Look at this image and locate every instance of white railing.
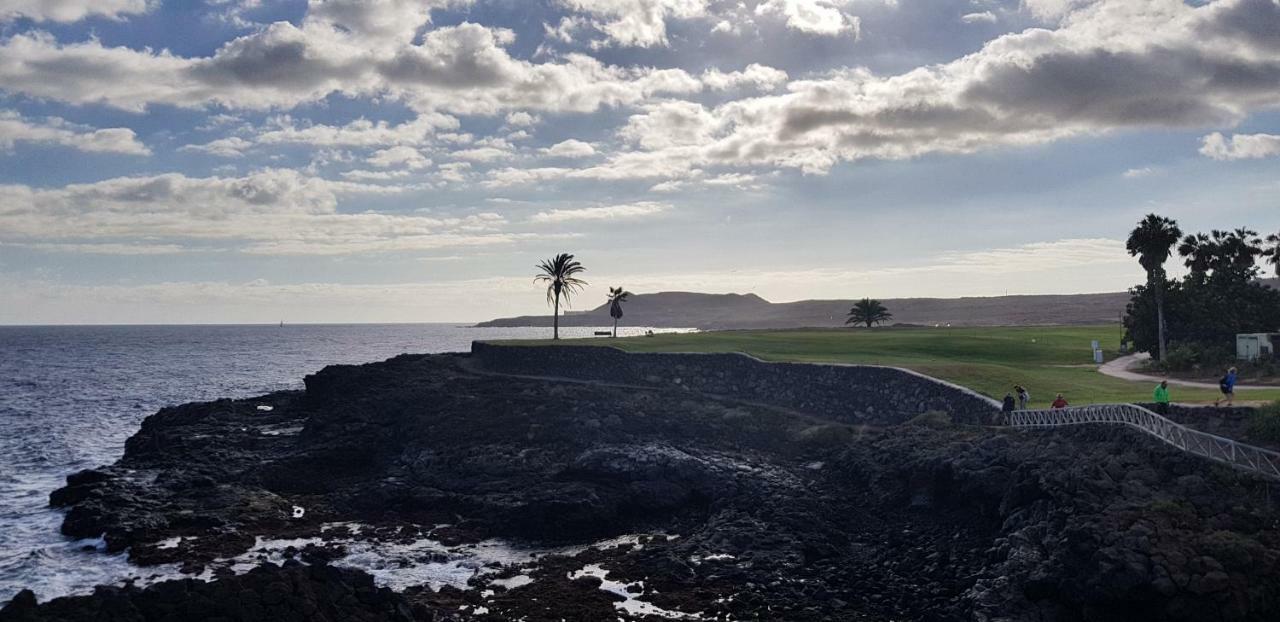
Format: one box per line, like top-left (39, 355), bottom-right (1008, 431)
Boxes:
top-left (1007, 404), bottom-right (1280, 481)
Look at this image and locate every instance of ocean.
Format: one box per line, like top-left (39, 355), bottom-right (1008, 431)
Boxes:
top-left (0, 323), bottom-right (688, 602)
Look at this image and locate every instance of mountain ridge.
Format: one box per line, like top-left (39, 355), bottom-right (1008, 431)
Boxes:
top-left (477, 279), bottom-right (1280, 330)
top-left (475, 289), bottom-right (1132, 330)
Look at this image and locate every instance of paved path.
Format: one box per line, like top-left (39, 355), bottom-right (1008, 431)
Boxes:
top-left (1099, 353), bottom-right (1272, 390)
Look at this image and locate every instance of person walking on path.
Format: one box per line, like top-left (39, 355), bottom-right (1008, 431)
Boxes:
top-left (1153, 380), bottom-right (1171, 415)
top-left (1215, 367), bottom-right (1238, 407)
top-left (1051, 393), bottom-right (1069, 409)
top-left (1015, 385), bottom-right (1030, 410)
top-left (1001, 393), bottom-right (1016, 424)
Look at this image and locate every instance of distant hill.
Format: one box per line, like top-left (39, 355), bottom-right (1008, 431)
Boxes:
top-left (476, 290), bottom-right (1133, 330)
top-left (477, 278), bottom-right (1280, 331)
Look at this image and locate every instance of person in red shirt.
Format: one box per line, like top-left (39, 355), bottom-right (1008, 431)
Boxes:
top-left (1051, 393), bottom-right (1069, 409)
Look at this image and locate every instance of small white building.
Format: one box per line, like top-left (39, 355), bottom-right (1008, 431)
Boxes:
top-left (1236, 333), bottom-right (1280, 361)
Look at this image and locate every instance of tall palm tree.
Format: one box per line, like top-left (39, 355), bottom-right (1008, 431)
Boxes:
top-left (846, 298), bottom-right (892, 328)
top-left (534, 253), bottom-right (587, 340)
top-left (607, 287), bottom-right (632, 338)
top-left (1264, 231), bottom-right (1280, 279)
top-left (1128, 214), bottom-right (1182, 361)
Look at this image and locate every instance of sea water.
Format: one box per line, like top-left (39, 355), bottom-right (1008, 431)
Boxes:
top-left (0, 323), bottom-right (689, 601)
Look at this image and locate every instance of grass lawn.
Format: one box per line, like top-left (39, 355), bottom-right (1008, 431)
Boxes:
top-left (498, 325), bottom-right (1280, 408)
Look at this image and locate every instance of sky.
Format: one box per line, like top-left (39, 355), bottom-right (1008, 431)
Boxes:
top-left (0, 0), bottom-right (1278, 324)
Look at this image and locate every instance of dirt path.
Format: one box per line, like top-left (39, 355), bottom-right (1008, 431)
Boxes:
top-left (1099, 353), bottom-right (1271, 390)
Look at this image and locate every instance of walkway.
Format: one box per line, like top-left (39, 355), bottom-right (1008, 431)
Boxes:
top-left (468, 347), bottom-right (1280, 481)
top-left (1008, 403), bottom-right (1280, 481)
top-left (1099, 353), bottom-right (1272, 390)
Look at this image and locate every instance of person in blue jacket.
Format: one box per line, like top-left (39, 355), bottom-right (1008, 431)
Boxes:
top-left (1215, 367), bottom-right (1238, 407)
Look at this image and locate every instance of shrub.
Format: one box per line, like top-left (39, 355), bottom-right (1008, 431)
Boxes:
top-left (1150, 343), bottom-right (1237, 372)
top-left (1245, 401), bottom-right (1280, 444)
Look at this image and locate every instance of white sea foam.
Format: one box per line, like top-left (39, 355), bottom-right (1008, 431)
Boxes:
top-left (570, 563), bottom-right (702, 620)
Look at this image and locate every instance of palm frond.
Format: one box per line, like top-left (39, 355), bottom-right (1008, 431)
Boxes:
top-left (534, 253), bottom-right (589, 308)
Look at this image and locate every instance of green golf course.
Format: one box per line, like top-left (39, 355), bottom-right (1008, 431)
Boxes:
top-left (504, 325), bottom-right (1280, 408)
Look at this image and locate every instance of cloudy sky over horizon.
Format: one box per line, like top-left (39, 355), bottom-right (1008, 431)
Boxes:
top-left (1, 0), bottom-right (1278, 324)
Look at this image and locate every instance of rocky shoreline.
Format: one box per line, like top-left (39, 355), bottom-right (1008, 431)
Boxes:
top-left (3, 348), bottom-right (1280, 621)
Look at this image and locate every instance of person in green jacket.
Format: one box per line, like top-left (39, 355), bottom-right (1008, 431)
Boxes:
top-left (1153, 380), bottom-right (1171, 415)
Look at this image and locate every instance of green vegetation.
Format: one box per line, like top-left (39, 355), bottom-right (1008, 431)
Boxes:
top-left (845, 298), bottom-right (893, 328)
top-left (607, 287), bottom-right (631, 338)
top-left (1124, 218), bottom-right (1280, 364)
top-left (499, 325), bottom-right (1280, 407)
top-left (1125, 213), bottom-right (1182, 361)
top-left (534, 253), bottom-right (587, 340)
top-left (1246, 401), bottom-right (1280, 444)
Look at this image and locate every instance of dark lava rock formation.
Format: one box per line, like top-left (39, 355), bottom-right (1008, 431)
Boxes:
top-left (5, 349), bottom-right (1280, 621)
top-left (0, 564), bottom-right (415, 622)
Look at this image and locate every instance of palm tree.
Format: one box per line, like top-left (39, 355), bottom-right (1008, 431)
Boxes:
top-left (846, 298), bottom-right (892, 328)
top-left (1177, 231), bottom-right (1214, 281)
top-left (1180, 228), bottom-right (1262, 283)
top-left (534, 253), bottom-right (587, 340)
top-left (607, 287), bottom-right (632, 338)
top-left (1264, 231), bottom-right (1280, 279)
top-left (1127, 214), bottom-right (1181, 361)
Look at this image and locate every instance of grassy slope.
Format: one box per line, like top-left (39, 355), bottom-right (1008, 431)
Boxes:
top-left (497, 325), bottom-right (1280, 408)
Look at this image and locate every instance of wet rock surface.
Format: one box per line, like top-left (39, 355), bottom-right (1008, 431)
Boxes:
top-left (0, 564), bottom-right (415, 622)
top-left (5, 352), bottom-right (1280, 621)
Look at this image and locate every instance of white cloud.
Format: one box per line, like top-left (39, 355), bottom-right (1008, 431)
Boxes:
top-left (305, 0), bottom-right (473, 47)
top-left (7, 241), bottom-right (186, 255)
top-left (1199, 132), bottom-right (1280, 161)
top-left (701, 64), bottom-right (788, 91)
top-left (0, 0), bottom-right (150, 23)
top-left (505, 111), bottom-right (539, 127)
top-left (542, 139), bottom-right (597, 158)
top-left (367, 145), bottom-right (432, 169)
top-left (0, 110), bottom-right (149, 155)
top-left (340, 169), bottom-right (412, 181)
top-left (254, 114), bottom-right (460, 148)
top-left (961, 11), bottom-right (997, 24)
top-left (0, 169), bottom-right (535, 255)
top-left (1122, 166), bottom-right (1157, 178)
top-left (437, 161), bottom-right (473, 183)
top-left (530, 201), bottom-right (671, 222)
top-left (625, 0), bottom-right (1280, 175)
top-left (618, 100), bottom-right (720, 150)
top-left (557, 0), bottom-right (709, 47)
top-left (179, 136), bottom-right (253, 157)
top-left (755, 0), bottom-right (859, 37)
top-left (1021, 0), bottom-right (1096, 22)
top-left (0, 18), bottom-right (704, 116)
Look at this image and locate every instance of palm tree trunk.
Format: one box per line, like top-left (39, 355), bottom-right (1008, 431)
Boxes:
top-left (1156, 285), bottom-right (1167, 361)
top-left (553, 295), bottom-right (560, 340)
top-left (1148, 269), bottom-right (1167, 361)
top-left (613, 317), bottom-right (618, 338)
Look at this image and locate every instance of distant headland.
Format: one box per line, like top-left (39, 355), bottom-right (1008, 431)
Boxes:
top-left (476, 289), bottom-right (1133, 330)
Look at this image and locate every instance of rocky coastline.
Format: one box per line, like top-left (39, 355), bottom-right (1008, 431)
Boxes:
top-left (4, 346), bottom-right (1280, 621)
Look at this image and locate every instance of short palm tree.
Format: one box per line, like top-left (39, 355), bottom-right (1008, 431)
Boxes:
top-left (1261, 231), bottom-right (1279, 279)
top-left (1177, 231), bottom-right (1214, 279)
top-left (534, 253), bottom-right (587, 340)
top-left (1128, 214), bottom-right (1182, 361)
top-left (846, 298), bottom-right (892, 328)
top-left (607, 287), bottom-right (632, 338)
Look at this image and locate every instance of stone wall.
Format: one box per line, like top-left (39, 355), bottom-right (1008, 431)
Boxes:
top-left (470, 342), bottom-right (1000, 426)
